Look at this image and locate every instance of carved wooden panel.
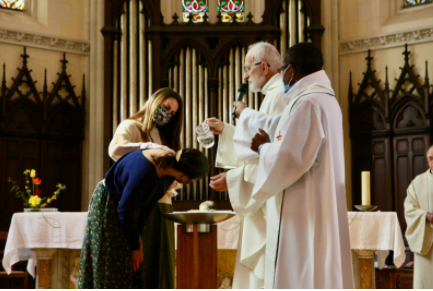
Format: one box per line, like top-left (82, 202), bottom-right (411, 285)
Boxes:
top-left (0, 138), bottom-right (40, 229)
top-left (372, 138), bottom-right (393, 211)
top-left (349, 44), bottom-right (432, 240)
top-left (393, 135), bottom-right (428, 232)
top-left (0, 48), bottom-right (85, 231)
top-left (40, 140), bottom-right (82, 212)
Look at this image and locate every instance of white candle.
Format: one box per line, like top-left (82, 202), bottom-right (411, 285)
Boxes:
top-left (361, 171), bottom-right (371, 206)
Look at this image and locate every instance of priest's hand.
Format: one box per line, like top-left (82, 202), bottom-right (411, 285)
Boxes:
top-left (205, 118), bottom-right (224, 135)
top-left (233, 101), bottom-right (247, 118)
top-left (251, 128), bottom-right (270, 152)
top-left (209, 172), bottom-right (228, 192)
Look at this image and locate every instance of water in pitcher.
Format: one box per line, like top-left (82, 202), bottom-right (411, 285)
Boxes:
top-left (196, 123), bottom-right (215, 149)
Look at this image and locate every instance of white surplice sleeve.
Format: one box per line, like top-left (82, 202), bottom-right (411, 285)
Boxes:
top-left (404, 181), bottom-right (433, 255)
top-left (233, 108), bottom-right (282, 162)
top-left (253, 100), bottom-right (325, 202)
top-left (216, 123), bottom-right (244, 168)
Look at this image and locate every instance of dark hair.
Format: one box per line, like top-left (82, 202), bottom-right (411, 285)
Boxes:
top-left (283, 42), bottom-right (324, 76)
top-left (154, 148), bottom-right (209, 180)
top-left (128, 88), bottom-right (184, 152)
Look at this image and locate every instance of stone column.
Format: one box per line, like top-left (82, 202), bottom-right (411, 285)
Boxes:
top-left (353, 249), bottom-right (376, 289)
top-left (31, 248), bottom-right (57, 289)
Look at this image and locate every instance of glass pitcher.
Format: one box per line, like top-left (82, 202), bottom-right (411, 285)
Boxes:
top-left (196, 123), bottom-right (215, 149)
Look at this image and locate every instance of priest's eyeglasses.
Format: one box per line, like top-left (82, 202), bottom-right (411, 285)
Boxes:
top-left (244, 62), bottom-right (270, 73)
top-left (277, 64), bottom-right (290, 74)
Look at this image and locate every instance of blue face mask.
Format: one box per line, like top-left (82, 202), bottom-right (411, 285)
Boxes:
top-left (282, 64), bottom-right (296, 93)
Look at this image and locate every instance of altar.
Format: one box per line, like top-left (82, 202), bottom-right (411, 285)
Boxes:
top-left (349, 211), bottom-right (407, 288)
top-left (2, 212), bottom-right (240, 289)
top-left (3, 211), bottom-right (407, 289)
top-left (2, 212), bottom-right (88, 288)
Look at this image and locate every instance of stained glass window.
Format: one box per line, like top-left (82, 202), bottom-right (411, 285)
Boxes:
top-left (182, 0), bottom-right (208, 23)
top-left (403, 0), bottom-right (433, 7)
top-left (218, 0), bottom-right (244, 23)
top-left (0, 0), bottom-right (25, 10)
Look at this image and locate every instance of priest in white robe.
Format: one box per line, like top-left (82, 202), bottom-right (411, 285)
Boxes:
top-left (232, 42), bottom-right (354, 288)
top-left (206, 42), bottom-right (285, 289)
top-left (404, 145), bottom-right (433, 289)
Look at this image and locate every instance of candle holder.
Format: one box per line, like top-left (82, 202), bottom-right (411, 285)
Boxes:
top-left (354, 205), bottom-right (378, 212)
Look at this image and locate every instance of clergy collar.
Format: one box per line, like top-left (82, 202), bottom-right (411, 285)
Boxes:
top-left (283, 70), bottom-right (334, 102)
top-left (261, 73), bottom-right (282, 95)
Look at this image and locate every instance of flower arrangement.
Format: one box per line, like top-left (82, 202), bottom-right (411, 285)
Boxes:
top-left (8, 169), bottom-right (66, 208)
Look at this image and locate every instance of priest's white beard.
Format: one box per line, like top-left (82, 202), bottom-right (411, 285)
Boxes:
top-left (248, 72), bottom-right (265, 93)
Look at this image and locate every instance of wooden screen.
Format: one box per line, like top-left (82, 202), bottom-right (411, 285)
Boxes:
top-left (0, 48), bottom-right (86, 231)
top-left (349, 45), bottom-right (432, 234)
top-left (102, 0), bottom-right (324, 208)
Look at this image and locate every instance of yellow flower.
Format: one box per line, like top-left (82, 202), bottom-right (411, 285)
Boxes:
top-left (30, 169), bottom-right (36, 178)
top-left (28, 195), bottom-right (41, 207)
top-left (40, 203), bottom-right (47, 208)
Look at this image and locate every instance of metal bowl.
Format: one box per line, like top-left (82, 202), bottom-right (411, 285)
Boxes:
top-left (354, 205), bottom-right (378, 212)
top-left (162, 211), bottom-right (236, 225)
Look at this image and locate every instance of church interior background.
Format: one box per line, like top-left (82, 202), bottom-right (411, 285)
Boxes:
top-left (0, 0), bottom-right (432, 288)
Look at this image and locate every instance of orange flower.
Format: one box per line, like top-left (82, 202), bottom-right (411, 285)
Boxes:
top-left (32, 178), bottom-right (42, 185)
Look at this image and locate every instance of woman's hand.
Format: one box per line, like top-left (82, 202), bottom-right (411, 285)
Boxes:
top-left (144, 143), bottom-right (176, 155)
top-left (131, 250), bottom-right (142, 273)
top-left (168, 180), bottom-right (179, 192)
top-left (131, 237), bottom-right (143, 273)
top-left (205, 118), bottom-right (224, 135)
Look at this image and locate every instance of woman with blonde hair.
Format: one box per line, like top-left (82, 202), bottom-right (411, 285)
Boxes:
top-left (108, 87), bottom-right (183, 288)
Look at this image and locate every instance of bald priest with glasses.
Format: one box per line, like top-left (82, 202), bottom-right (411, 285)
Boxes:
top-left (205, 41), bottom-right (285, 289)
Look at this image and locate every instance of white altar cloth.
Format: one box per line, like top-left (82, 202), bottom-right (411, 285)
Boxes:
top-left (348, 211), bottom-right (406, 268)
top-left (2, 212), bottom-right (88, 277)
top-left (2, 211), bottom-right (240, 278)
top-left (4, 211), bottom-right (402, 279)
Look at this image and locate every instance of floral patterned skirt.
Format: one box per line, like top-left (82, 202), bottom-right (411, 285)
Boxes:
top-left (77, 181), bottom-right (139, 288)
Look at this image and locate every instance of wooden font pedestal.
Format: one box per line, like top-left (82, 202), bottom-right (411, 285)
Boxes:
top-left (176, 224), bottom-right (217, 289)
